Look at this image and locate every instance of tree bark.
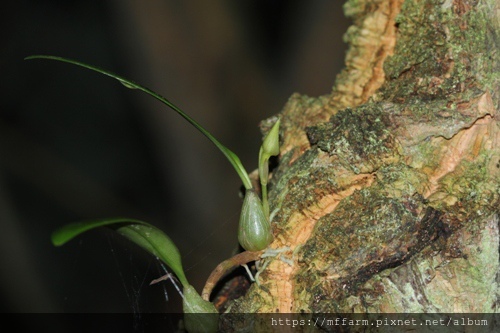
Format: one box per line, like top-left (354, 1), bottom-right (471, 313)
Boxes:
top-left (221, 0), bottom-right (499, 329)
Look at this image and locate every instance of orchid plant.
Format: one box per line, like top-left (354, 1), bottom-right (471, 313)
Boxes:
top-left (26, 55), bottom-right (280, 333)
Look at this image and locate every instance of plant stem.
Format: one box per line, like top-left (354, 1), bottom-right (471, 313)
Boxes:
top-left (261, 181), bottom-right (269, 217)
top-left (202, 250), bottom-right (263, 301)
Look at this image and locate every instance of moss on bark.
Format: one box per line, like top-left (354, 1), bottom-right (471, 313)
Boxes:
top-left (219, 0), bottom-right (499, 330)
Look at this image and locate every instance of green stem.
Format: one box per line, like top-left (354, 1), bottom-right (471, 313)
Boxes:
top-left (258, 147), bottom-right (270, 217)
top-left (261, 182), bottom-right (269, 217)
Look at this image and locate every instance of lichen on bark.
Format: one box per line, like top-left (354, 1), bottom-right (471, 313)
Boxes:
top-left (220, 0), bottom-right (499, 329)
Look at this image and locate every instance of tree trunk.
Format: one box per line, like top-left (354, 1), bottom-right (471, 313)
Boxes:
top-left (221, 0), bottom-right (499, 330)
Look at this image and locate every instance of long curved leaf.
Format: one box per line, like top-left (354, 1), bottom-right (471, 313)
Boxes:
top-left (24, 55), bottom-right (253, 190)
top-left (51, 218), bottom-right (189, 287)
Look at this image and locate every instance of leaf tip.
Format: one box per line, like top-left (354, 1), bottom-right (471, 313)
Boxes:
top-left (24, 55), bottom-right (44, 61)
top-left (50, 230), bottom-right (67, 247)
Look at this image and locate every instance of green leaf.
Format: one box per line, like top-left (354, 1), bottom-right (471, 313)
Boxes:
top-left (51, 218), bottom-right (189, 288)
top-left (183, 284), bottom-right (219, 333)
top-left (24, 55), bottom-right (253, 190)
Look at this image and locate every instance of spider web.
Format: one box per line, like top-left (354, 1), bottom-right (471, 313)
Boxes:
top-left (56, 206), bottom-right (239, 332)
top-left (104, 233), bottom-right (182, 314)
top-left (61, 208), bottom-right (239, 332)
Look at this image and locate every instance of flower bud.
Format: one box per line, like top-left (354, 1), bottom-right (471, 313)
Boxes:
top-left (261, 118), bottom-right (281, 159)
top-left (238, 189), bottom-right (273, 251)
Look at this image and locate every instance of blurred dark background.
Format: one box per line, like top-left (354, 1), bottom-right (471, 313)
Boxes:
top-left (0, 0), bottom-right (349, 314)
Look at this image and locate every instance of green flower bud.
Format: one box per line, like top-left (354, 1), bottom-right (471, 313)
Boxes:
top-left (261, 118), bottom-right (281, 159)
top-left (238, 189), bottom-right (273, 252)
top-left (258, 118), bottom-right (280, 217)
top-left (182, 284), bottom-right (219, 333)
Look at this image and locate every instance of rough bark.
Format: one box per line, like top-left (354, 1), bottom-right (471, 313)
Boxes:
top-left (221, 0), bottom-right (499, 330)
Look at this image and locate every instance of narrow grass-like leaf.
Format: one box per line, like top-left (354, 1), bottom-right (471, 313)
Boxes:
top-left (25, 55), bottom-right (253, 190)
top-left (51, 218), bottom-right (189, 287)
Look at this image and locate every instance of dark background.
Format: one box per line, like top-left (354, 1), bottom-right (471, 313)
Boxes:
top-left (0, 0), bottom-right (349, 314)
